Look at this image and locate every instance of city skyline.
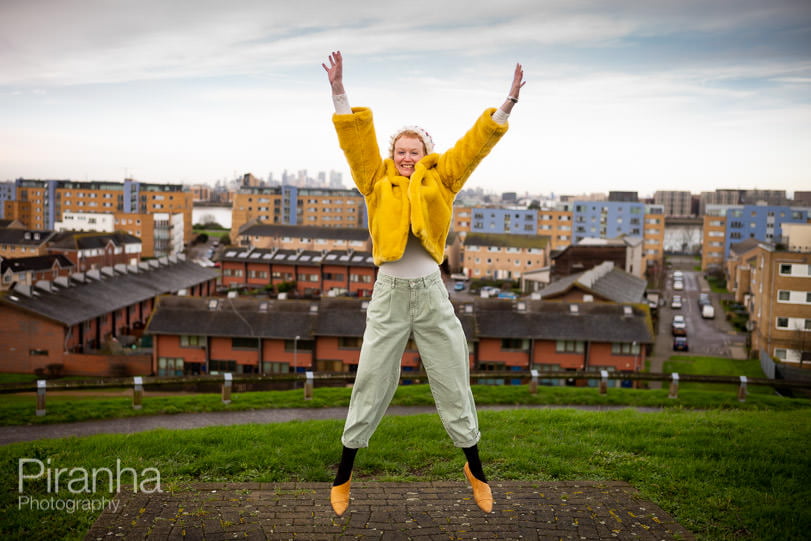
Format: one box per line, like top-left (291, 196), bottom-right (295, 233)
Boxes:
top-left (1, 0), bottom-right (809, 196)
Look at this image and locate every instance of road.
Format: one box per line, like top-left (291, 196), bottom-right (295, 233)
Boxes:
top-left (657, 257), bottom-right (747, 358)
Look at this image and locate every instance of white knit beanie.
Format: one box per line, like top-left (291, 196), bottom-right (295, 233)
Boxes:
top-left (388, 125), bottom-right (435, 158)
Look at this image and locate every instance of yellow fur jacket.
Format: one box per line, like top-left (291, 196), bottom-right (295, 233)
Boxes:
top-left (332, 106), bottom-right (508, 265)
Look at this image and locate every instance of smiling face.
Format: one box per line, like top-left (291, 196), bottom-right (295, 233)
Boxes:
top-left (392, 134), bottom-right (426, 178)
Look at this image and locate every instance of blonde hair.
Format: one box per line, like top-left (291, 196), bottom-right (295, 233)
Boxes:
top-left (388, 126), bottom-right (434, 159)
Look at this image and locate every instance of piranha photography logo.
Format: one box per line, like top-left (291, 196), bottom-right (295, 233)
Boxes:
top-left (18, 457), bottom-right (162, 514)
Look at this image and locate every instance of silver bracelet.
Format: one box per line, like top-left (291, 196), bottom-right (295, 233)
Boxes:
top-left (507, 96), bottom-right (518, 103)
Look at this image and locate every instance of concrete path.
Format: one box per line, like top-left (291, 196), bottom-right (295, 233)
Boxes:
top-left (0, 404), bottom-right (664, 445)
top-left (85, 480), bottom-right (695, 540)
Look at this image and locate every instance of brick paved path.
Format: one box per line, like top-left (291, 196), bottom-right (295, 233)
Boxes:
top-left (85, 480), bottom-right (694, 540)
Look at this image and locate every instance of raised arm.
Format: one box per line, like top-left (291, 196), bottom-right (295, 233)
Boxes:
top-left (322, 51), bottom-right (346, 96)
top-left (498, 63), bottom-right (525, 115)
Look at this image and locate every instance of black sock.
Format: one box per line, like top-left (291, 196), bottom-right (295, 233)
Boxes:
top-left (463, 444), bottom-right (487, 483)
top-left (333, 446), bottom-right (357, 486)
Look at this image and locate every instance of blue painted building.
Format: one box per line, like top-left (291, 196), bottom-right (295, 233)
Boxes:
top-left (572, 201), bottom-right (646, 244)
top-left (469, 208), bottom-right (538, 235)
top-left (723, 205), bottom-right (809, 259)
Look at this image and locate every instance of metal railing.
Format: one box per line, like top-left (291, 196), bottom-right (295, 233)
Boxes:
top-left (6, 370), bottom-right (811, 417)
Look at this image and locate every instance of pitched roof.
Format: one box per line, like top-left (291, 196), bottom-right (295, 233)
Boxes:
top-left (47, 231), bottom-right (142, 250)
top-left (729, 238), bottom-right (763, 257)
top-left (0, 229), bottom-right (54, 246)
top-left (219, 247), bottom-right (375, 267)
top-left (1, 254), bottom-right (75, 273)
top-left (474, 299), bottom-right (653, 344)
top-left (1, 257), bottom-right (217, 327)
top-left (146, 296), bottom-right (318, 339)
top-left (464, 233), bottom-right (549, 249)
top-left (539, 261), bottom-right (646, 303)
top-left (144, 296), bottom-right (653, 344)
top-left (239, 224), bottom-right (370, 242)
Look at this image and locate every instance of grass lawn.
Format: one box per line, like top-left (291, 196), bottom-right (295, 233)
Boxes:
top-left (2, 407), bottom-right (810, 540)
top-left (663, 355), bottom-right (771, 393)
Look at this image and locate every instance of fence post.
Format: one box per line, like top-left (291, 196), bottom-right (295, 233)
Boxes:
top-left (36, 379), bottom-right (46, 416)
top-left (599, 370), bottom-right (608, 395)
top-left (738, 375), bottom-right (747, 402)
top-left (132, 376), bottom-right (144, 410)
top-left (668, 373), bottom-right (679, 399)
top-left (529, 369), bottom-right (539, 395)
top-left (304, 371), bottom-right (314, 400)
top-left (222, 373), bottom-right (232, 404)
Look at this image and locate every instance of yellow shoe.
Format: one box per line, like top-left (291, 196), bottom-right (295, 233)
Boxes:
top-left (330, 476), bottom-right (351, 516)
top-left (464, 462), bottom-right (493, 513)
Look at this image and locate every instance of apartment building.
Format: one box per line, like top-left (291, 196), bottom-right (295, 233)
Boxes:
top-left (572, 201), bottom-right (664, 272)
top-left (1, 179), bottom-right (193, 256)
top-left (462, 233), bottom-right (549, 280)
top-left (701, 204), bottom-right (810, 270)
top-left (699, 189), bottom-right (741, 216)
top-left (146, 296), bottom-right (653, 377)
top-left (231, 186), bottom-right (366, 243)
top-left (726, 242), bottom-right (811, 365)
top-left (654, 190), bottom-right (693, 217)
top-left (537, 207), bottom-right (574, 252)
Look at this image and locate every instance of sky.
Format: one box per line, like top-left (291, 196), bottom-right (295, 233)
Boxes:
top-left (1, 0), bottom-right (809, 198)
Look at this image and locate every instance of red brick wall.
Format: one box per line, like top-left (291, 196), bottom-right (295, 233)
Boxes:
top-left (153, 335), bottom-right (207, 364)
top-left (210, 337), bottom-right (258, 365)
top-left (477, 338), bottom-right (530, 368)
top-left (0, 306), bottom-right (65, 373)
top-left (62, 353), bottom-right (151, 376)
top-left (588, 342), bottom-right (643, 371)
top-left (533, 340), bottom-right (585, 370)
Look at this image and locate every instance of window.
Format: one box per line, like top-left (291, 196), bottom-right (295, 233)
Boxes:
top-left (338, 337), bottom-right (362, 348)
top-left (780, 264), bottom-right (792, 275)
top-left (210, 360), bottom-right (236, 373)
top-left (180, 335), bottom-right (204, 347)
top-left (556, 340), bottom-right (584, 353)
top-left (776, 317), bottom-right (788, 329)
top-left (501, 338), bottom-right (528, 351)
top-left (29, 349), bottom-right (49, 356)
top-left (232, 337), bottom-right (258, 349)
top-left (158, 357), bottom-right (184, 377)
top-left (611, 343), bottom-right (640, 355)
top-left (778, 291), bottom-right (790, 301)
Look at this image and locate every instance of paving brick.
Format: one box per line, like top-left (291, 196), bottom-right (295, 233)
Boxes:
top-left (85, 480), bottom-right (694, 540)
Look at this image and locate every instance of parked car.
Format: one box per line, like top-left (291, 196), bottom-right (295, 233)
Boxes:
top-left (498, 291), bottom-right (518, 299)
top-left (673, 270), bottom-right (683, 280)
top-left (698, 293), bottom-right (711, 307)
top-left (673, 336), bottom-right (689, 351)
top-left (701, 304), bottom-right (715, 319)
top-left (671, 295), bottom-right (683, 309)
top-left (454, 281), bottom-right (465, 291)
top-left (673, 280), bottom-right (684, 291)
top-left (671, 314), bottom-right (687, 336)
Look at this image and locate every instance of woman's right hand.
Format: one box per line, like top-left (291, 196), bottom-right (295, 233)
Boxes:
top-left (322, 51), bottom-right (345, 95)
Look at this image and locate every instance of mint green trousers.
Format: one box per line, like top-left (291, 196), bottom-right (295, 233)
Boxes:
top-left (341, 271), bottom-right (480, 449)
